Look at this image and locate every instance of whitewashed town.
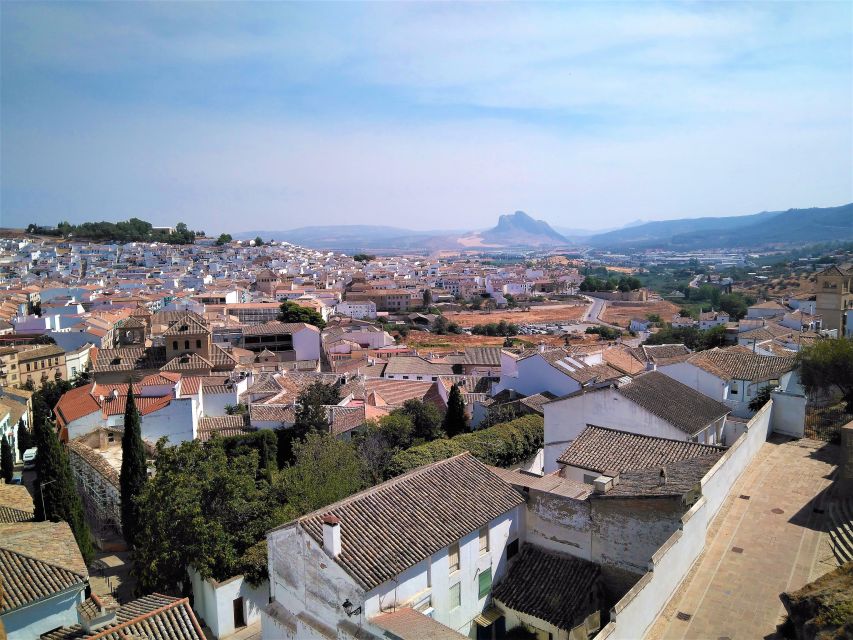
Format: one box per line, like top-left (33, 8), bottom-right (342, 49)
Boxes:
top-left (2, 3), bottom-right (852, 640)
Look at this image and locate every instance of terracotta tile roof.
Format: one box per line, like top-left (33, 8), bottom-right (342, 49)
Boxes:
top-left (603, 346), bottom-right (646, 375)
top-left (535, 348), bottom-right (622, 385)
top-left (492, 544), bottom-right (602, 631)
top-left (161, 312), bottom-right (210, 337)
top-left (488, 467), bottom-right (592, 500)
top-left (54, 385), bottom-right (103, 427)
top-left (327, 405), bottom-right (366, 436)
top-left (93, 347), bottom-right (167, 373)
top-left (16, 344), bottom-right (65, 362)
top-left (100, 395), bottom-right (172, 418)
top-left (364, 378), bottom-right (438, 407)
top-left (383, 356), bottom-right (454, 377)
top-left (160, 352), bottom-right (213, 372)
top-left (290, 453), bottom-right (523, 590)
top-left (209, 343), bottom-right (238, 368)
top-left (41, 593), bottom-right (205, 640)
top-left (0, 484), bottom-right (34, 523)
top-left (557, 425), bottom-right (726, 473)
top-left (518, 391), bottom-right (557, 415)
top-left (249, 403), bottom-right (296, 423)
top-left (371, 607), bottom-right (467, 639)
top-left (686, 347), bottom-right (797, 382)
top-left (242, 321), bottom-right (317, 336)
top-left (0, 521), bottom-right (88, 614)
top-left (617, 371), bottom-right (730, 435)
top-left (197, 415), bottom-right (252, 442)
top-left (599, 454), bottom-right (722, 498)
top-left (631, 343), bottom-right (692, 364)
top-left (459, 346), bottom-right (501, 367)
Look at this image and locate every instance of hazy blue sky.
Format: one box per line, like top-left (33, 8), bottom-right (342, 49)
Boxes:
top-left (2, 1), bottom-right (851, 233)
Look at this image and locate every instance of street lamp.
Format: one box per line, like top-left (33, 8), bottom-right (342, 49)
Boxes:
top-left (39, 478), bottom-right (56, 521)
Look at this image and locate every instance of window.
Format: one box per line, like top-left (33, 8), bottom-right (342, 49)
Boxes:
top-left (26, 363), bottom-right (30, 372)
top-left (449, 541), bottom-right (460, 573)
top-left (184, 340), bottom-right (190, 349)
top-left (196, 339), bottom-right (202, 348)
top-left (506, 539), bottom-right (519, 560)
top-left (477, 567), bottom-right (492, 599)
top-left (449, 583), bottom-right (461, 610)
top-left (730, 385), bottom-right (738, 395)
top-left (478, 527), bottom-right (489, 555)
top-left (402, 375), bottom-right (409, 380)
top-left (172, 341), bottom-right (178, 350)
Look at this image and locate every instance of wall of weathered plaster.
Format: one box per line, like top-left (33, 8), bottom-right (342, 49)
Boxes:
top-left (593, 401), bottom-right (774, 640)
top-left (526, 490), bottom-right (592, 560)
top-left (590, 497), bottom-right (684, 575)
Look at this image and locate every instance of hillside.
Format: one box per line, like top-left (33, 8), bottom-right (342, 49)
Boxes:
top-left (587, 203), bottom-right (853, 248)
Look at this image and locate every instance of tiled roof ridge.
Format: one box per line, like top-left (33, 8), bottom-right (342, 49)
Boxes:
top-left (85, 594), bottom-right (202, 640)
top-left (584, 424), bottom-right (726, 451)
top-left (296, 452), bottom-right (475, 524)
top-left (0, 533), bottom-right (88, 580)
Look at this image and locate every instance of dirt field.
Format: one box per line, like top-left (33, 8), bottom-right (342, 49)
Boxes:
top-left (600, 299), bottom-right (681, 328)
top-left (405, 330), bottom-right (602, 354)
top-left (444, 303), bottom-right (586, 328)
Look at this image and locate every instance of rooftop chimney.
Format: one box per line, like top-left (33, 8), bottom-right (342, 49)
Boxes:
top-left (322, 514), bottom-right (342, 557)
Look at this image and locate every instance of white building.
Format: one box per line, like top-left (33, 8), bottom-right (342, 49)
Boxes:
top-left (543, 371), bottom-right (730, 474)
top-left (263, 453), bottom-right (525, 639)
top-left (335, 300), bottom-right (377, 320)
top-left (658, 347), bottom-right (799, 418)
top-left (493, 347), bottom-right (619, 399)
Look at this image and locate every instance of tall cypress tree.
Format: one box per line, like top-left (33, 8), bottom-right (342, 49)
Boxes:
top-left (120, 384), bottom-right (147, 547)
top-left (33, 418), bottom-right (94, 564)
top-left (442, 384), bottom-right (469, 438)
top-left (1, 436), bottom-right (13, 483)
top-left (16, 417), bottom-right (32, 459)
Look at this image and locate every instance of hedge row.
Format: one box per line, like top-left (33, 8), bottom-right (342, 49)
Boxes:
top-left (388, 414), bottom-right (543, 477)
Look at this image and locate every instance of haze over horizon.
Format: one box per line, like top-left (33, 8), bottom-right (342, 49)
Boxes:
top-left (2, 2), bottom-right (851, 234)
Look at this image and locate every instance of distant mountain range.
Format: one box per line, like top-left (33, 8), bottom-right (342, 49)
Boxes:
top-left (585, 203), bottom-right (853, 249)
top-left (237, 203), bottom-right (853, 252)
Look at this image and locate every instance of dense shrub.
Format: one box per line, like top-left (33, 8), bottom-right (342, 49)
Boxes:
top-left (388, 414), bottom-right (543, 476)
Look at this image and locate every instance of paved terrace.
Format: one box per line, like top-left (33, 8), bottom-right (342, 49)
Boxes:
top-left (648, 436), bottom-right (838, 640)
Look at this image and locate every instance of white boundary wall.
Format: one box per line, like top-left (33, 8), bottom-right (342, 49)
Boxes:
top-left (593, 401), bottom-right (774, 640)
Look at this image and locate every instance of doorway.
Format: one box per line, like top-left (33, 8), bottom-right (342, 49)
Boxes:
top-left (233, 596), bottom-right (246, 629)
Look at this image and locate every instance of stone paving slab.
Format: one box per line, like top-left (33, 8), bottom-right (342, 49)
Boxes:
top-left (647, 437), bottom-right (838, 640)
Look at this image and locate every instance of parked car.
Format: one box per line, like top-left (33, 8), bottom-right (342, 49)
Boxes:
top-left (22, 447), bottom-right (37, 469)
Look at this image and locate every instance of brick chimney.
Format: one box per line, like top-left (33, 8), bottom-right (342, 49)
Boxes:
top-left (322, 514), bottom-right (341, 557)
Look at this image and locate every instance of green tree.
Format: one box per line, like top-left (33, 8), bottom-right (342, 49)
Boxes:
top-left (120, 386), bottom-right (148, 547)
top-left (432, 316), bottom-right (449, 335)
top-left (134, 439), bottom-right (280, 594)
top-left (719, 293), bottom-right (750, 320)
top-left (33, 419), bottom-right (94, 564)
top-left (293, 381), bottom-right (340, 438)
top-left (700, 324), bottom-right (729, 350)
top-left (799, 337), bottom-right (853, 412)
top-left (355, 415), bottom-right (414, 483)
top-left (253, 236), bottom-right (264, 247)
top-left (277, 432), bottom-right (367, 515)
top-left (278, 300), bottom-right (326, 329)
top-left (749, 385), bottom-right (774, 412)
top-left (215, 233), bottom-right (232, 246)
top-left (442, 384), bottom-right (469, 437)
top-left (16, 418), bottom-right (32, 459)
top-left (397, 399), bottom-right (444, 442)
top-left (1, 436), bottom-right (13, 483)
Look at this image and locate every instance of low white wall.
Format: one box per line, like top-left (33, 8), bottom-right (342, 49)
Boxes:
top-left (189, 567), bottom-right (268, 638)
top-left (770, 389), bottom-right (806, 438)
top-left (593, 402), bottom-right (773, 640)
